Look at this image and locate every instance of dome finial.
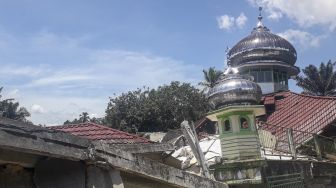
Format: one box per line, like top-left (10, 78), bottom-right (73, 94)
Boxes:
top-left (257, 7), bottom-right (263, 27)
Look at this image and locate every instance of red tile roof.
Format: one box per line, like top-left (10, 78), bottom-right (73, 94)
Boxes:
top-left (261, 91), bottom-right (336, 144)
top-left (50, 122), bottom-right (151, 144)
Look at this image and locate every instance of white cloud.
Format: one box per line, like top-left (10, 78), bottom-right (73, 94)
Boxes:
top-left (278, 29), bottom-right (324, 48)
top-left (249, 0), bottom-right (336, 31)
top-left (3, 89), bottom-right (20, 99)
top-left (236, 13), bottom-right (248, 28)
top-left (19, 49), bottom-right (201, 125)
top-left (24, 96), bottom-right (106, 126)
top-left (217, 12), bottom-right (248, 30)
top-left (0, 30), bottom-right (202, 125)
top-left (0, 65), bottom-right (44, 76)
top-left (88, 50), bottom-right (199, 88)
top-left (217, 15), bottom-right (235, 30)
top-left (31, 104), bottom-right (45, 114)
top-left (30, 74), bottom-right (92, 87)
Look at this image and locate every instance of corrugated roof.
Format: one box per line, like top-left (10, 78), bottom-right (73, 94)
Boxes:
top-left (50, 122), bottom-right (151, 144)
top-left (261, 91), bottom-right (336, 144)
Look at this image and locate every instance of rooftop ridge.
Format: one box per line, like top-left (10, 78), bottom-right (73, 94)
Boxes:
top-left (262, 90), bottom-right (336, 100)
top-left (294, 92), bottom-right (336, 100)
top-left (49, 122), bottom-right (151, 144)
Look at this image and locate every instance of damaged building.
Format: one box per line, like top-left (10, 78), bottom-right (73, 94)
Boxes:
top-left (1, 7), bottom-right (336, 188)
top-left (0, 118), bottom-right (227, 188)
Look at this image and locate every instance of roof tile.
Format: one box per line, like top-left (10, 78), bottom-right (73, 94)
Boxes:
top-left (49, 122), bottom-right (151, 144)
top-left (261, 91), bottom-right (336, 144)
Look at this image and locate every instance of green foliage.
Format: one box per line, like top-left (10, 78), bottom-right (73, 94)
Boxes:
top-left (295, 60), bottom-right (336, 96)
top-left (199, 67), bottom-right (223, 89)
top-left (0, 87), bottom-right (30, 122)
top-left (105, 81), bottom-right (209, 133)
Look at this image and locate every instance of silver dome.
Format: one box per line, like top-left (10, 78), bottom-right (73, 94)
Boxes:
top-left (227, 12), bottom-right (297, 68)
top-left (207, 70), bottom-right (262, 109)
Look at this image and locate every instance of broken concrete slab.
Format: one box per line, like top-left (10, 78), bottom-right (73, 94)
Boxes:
top-left (93, 141), bottom-right (226, 188)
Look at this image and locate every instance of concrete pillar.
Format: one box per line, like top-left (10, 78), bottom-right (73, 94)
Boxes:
top-left (87, 165), bottom-right (124, 188)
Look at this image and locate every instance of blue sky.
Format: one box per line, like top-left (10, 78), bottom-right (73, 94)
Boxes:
top-left (0, 0), bottom-right (335, 125)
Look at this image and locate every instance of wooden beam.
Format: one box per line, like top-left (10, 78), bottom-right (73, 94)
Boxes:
top-left (181, 121), bottom-right (211, 178)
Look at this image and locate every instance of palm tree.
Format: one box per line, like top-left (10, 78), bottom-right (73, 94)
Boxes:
top-left (295, 60), bottom-right (336, 96)
top-left (79, 112), bottom-right (90, 123)
top-left (199, 67), bottom-right (223, 89)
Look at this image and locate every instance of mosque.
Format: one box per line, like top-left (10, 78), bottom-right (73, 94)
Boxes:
top-left (172, 8), bottom-right (336, 188)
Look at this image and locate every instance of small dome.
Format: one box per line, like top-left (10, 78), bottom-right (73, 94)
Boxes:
top-left (207, 68), bottom-right (262, 109)
top-left (227, 12), bottom-right (297, 67)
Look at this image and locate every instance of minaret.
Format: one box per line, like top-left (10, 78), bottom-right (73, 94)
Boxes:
top-left (227, 7), bottom-right (299, 94)
top-left (206, 67), bottom-right (266, 182)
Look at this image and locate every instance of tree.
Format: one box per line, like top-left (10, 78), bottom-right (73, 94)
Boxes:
top-left (295, 60), bottom-right (336, 96)
top-left (105, 81), bottom-right (209, 133)
top-left (199, 67), bottom-right (223, 89)
top-left (0, 87), bottom-right (30, 122)
top-left (64, 112), bottom-right (104, 125)
top-left (79, 112), bottom-right (90, 123)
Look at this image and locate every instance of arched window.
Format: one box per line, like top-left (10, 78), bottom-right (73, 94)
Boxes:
top-left (222, 119), bottom-right (232, 132)
top-left (240, 116), bottom-right (250, 130)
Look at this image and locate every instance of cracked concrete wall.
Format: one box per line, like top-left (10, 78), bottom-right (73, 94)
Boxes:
top-left (0, 159), bottom-right (125, 188)
top-left (87, 165), bottom-right (124, 188)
